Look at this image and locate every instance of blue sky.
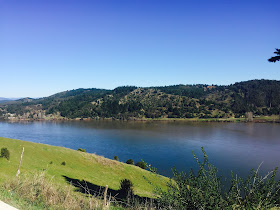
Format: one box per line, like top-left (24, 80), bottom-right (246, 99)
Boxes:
top-left (1, 0), bottom-right (279, 98)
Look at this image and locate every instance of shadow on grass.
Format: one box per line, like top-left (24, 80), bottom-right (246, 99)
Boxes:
top-left (62, 175), bottom-right (154, 206)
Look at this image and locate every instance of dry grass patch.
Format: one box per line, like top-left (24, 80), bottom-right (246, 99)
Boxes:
top-left (81, 152), bottom-right (123, 169)
top-left (2, 171), bottom-right (101, 210)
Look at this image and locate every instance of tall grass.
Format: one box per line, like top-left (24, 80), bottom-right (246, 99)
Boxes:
top-left (1, 171), bottom-right (101, 210)
top-left (0, 171), bottom-right (157, 210)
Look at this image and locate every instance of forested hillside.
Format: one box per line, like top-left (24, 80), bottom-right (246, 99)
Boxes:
top-left (1, 79), bottom-right (280, 120)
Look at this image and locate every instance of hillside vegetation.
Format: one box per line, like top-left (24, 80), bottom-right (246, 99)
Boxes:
top-left (1, 79), bottom-right (280, 121)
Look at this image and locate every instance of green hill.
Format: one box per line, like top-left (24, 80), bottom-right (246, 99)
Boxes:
top-left (1, 79), bottom-right (280, 121)
top-left (0, 137), bottom-right (167, 199)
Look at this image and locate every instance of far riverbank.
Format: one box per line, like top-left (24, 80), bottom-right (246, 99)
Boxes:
top-left (2, 115), bottom-right (280, 123)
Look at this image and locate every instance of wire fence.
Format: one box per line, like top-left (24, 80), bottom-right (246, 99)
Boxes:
top-left (72, 180), bottom-right (156, 209)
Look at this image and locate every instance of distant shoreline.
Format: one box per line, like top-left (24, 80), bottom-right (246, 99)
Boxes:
top-left (2, 115), bottom-right (280, 123)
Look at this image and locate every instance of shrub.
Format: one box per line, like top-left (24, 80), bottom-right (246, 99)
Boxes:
top-left (227, 166), bottom-right (280, 209)
top-left (126, 159), bottom-right (134, 165)
top-left (155, 148), bottom-right (225, 209)
top-left (114, 156), bottom-right (119, 161)
top-left (135, 161), bottom-right (146, 169)
top-left (61, 161), bottom-right (66, 166)
top-left (49, 161), bottom-right (53, 164)
top-left (119, 179), bottom-right (134, 198)
top-left (154, 147), bottom-right (280, 209)
top-left (77, 148), bottom-right (86, 152)
top-left (1, 148), bottom-right (10, 160)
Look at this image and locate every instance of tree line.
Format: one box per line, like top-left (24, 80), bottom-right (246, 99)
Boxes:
top-left (1, 80), bottom-right (280, 120)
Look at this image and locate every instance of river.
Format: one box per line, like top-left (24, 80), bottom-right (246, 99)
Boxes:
top-left (1, 120), bottom-right (280, 178)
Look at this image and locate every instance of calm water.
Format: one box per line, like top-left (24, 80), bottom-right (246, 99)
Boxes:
top-left (1, 120), bottom-right (280, 178)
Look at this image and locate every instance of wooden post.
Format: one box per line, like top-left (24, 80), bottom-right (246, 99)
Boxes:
top-left (103, 185), bottom-right (108, 208)
top-left (16, 147), bottom-right (24, 177)
top-left (149, 198), bottom-right (153, 210)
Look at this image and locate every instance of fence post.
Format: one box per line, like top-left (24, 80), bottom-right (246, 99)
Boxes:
top-left (16, 147), bottom-right (24, 177)
top-left (149, 198), bottom-right (153, 210)
top-left (103, 185), bottom-right (108, 208)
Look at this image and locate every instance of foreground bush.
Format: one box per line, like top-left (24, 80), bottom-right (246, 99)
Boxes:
top-left (0, 148), bottom-right (10, 160)
top-left (119, 179), bottom-right (134, 199)
top-left (154, 147), bottom-right (280, 209)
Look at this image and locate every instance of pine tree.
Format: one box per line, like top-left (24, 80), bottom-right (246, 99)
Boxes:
top-left (268, 48), bottom-right (280, 62)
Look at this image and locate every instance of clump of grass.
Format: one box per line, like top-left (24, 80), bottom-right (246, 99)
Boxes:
top-left (1, 171), bottom-right (101, 209)
top-left (61, 161), bottom-right (66, 166)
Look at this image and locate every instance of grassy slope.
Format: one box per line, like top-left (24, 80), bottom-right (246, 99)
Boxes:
top-left (0, 137), bottom-right (167, 198)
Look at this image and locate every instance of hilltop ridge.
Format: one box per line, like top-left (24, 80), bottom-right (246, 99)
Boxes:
top-left (1, 79), bottom-right (280, 121)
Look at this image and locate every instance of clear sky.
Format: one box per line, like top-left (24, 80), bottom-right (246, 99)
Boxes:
top-left (1, 0), bottom-right (279, 98)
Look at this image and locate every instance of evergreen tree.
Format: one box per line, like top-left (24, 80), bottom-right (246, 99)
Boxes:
top-left (268, 48), bottom-right (280, 62)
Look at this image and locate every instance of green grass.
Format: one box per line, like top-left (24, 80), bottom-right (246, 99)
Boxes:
top-left (254, 115), bottom-right (280, 122)
top-left (141, 117), bottom-right (245, 122)
top-left (0, 188), bottom-right (43, 210)
top-left (0, 137), bottom-right (167, 198)
top-left (139, 116), bottom-right (280, 123)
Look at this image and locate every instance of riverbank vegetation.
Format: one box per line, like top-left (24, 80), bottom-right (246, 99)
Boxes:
top-left (152, 148), bottom-right (280, 209)
top-left (1, 79), bottom-right (280, 122)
